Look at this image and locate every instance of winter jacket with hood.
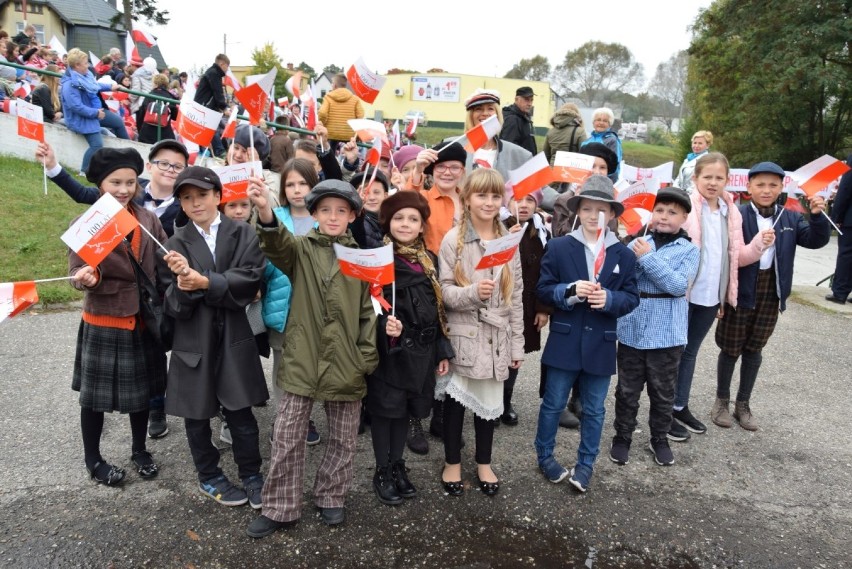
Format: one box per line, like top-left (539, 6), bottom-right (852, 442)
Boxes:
top-left (318, 87), bottom-right (365, 141)
top-left (543, 107), bottom-right (588, 164)
top-left (60, 68), bottom-right (112, 135)
top-left (500, 103), bottom-right (537, 154)
top-left (129, 58), bottom-right (156, 113)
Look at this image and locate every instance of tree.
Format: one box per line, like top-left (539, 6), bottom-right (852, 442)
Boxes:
top-left (504, 55), bottom-right (551, 81)
top-left (111, 0), bottom-right (170, 32)
top-left (687, 0), bottom-right (851, 168)
top-left (553, 41), bottom-right (644, 106)
top-left (648, 50), bottom-right (689, 129)
top-left (387, 68), bottom-right (419, 75)
top-left (296, 62), bottom-right (316, 77)
top-left (250, 43), bottom-right (291, 98)
top-left (323, 64), bottom-right (343, 75)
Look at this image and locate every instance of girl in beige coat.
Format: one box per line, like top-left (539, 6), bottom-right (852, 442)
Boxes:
top-left (437, 169), bottom-right (524, 497)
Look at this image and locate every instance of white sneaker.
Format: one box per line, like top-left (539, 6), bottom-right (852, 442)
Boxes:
top-left (220, 421), bottom-right (232, 445)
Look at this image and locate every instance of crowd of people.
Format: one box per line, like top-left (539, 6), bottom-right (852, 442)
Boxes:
top-left (8, 40), bottom-right (844, 540)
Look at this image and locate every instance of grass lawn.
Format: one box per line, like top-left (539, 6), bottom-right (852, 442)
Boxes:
top-left (0, 155), bottom-right (87, 304)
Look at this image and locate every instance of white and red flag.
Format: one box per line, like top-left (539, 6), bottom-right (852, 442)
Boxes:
top-left (213, 161), bottom-right (263, 203)
top-left (125, 34), bottom-right (141, 68)
top-left (48, 36), bottom-right (67, 58)
top-left (14, 81), bottom-right (32, 99)
top-left (458, 115), bottom-right (501, 153)
top-left (16, 99), bottom-right (44, 142)
top-left (61, 193), bottom-right (139, 267)
top-left (348, 118), bottom-right (389, 143)
top-left (333, 243), bottom-right (395, 314)
top-left (509, 152), bottom-right (552, 201)
top-left (552, 151), bottom-right (596, 186)
top-left (620, 162), bottom-right (673, 185)
top-left (88, 51), bottom-right (100, 67)
top-left (285, 71), bottom-right (302, 98)
top-left (0, 281), bottom-right (38, 324)
top-left (346, 57), bottom-right (386, 104)
top-left (221, 106), bottom-right (239, 139)
top-left (591, 211), bottom-right (607, 281)
top-left (224, 68), bottom-right (242, 92)
top-left (130, 25), bottom-right (157, 47)
top-left (405, 118), bottom-right (417, 138)
top-left (175, 98), bottom-right (223, 147)
top-left (790, 155), bottom-right (851, 197)
top-left (391, 120), bottom-right (401, 150)
top-left (781, 181), bottom-right (806, 214)
top-left (617, 180), bottom-right (658, 212)
top-left (475, 228), bottom-right (525, 271)
top-left (619, 208), bottom-right (652, 236)
top-left (364, 136), bottom-right (384, 168)
top-left (235, 68), bottom-right (277, 125)
top-left (300, 81), bottom-right (318, 130)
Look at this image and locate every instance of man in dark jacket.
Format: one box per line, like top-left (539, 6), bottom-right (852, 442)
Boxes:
top-left (827, 156), bottom-right (852, 303)
top-left (194, 54), bottom-right (231, 157)
top-left (501, 86), bottom-right (537, 154)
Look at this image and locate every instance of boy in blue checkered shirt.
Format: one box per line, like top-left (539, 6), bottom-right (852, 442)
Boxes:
top-left (611, 188), bottom-right (700, 467)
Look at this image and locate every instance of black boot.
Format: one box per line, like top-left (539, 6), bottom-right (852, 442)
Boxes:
top-left (501, 370), bottom-right (519, 425)
top-left (429, 399), bottom-right (444, 439)
top-left (391, 460), bottom-right (417, 498)
top-left (373, 465), bottom-right (403, 505)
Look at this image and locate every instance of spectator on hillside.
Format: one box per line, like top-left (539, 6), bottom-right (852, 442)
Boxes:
top-left (32, 65), bottom-right (63, 123)
top-left (500, 86), bottom-right (537, 154)
top-left (94, 55), bottom-right (113, 78)
top-left (130, 56), bottom-right (157, 127)
top-left (138, 73), bottom-right (178, 144)
top-left (194, 54), bottom-right (231, 157)
top-left (11, 24), bottom-right (36, 47)
top-left (581, 107), bottom-right (622, 181)
top-left (318, 73), bottom-right (364, 145)
top-left (543, 103), bottom-right (588, 164)
top-left (675, 130), bottom-right (713, 194)
top-left (0, 36), bottom-right (17, 82)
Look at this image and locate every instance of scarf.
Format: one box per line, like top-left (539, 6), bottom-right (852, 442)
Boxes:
top-left (650, 228), bottom-right (689, 249)
top-left (686, 150), bottom-right (708, 162)
top-left (384, 234), bottom-right (448, 336)
top-left (70, 68), bottom-right (100, 94)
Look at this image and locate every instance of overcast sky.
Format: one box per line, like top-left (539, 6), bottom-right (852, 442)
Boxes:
top-left (149, 0), bottom-right (712, 87)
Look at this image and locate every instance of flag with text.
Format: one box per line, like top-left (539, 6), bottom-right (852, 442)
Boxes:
top-left (61, 193), bottom-right (139, 267)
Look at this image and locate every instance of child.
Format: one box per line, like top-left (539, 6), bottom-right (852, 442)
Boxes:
top-left (161, 166), bottom-right (269, 509)
top-left (367, 191), bottom-right (453, 505)
top-left (713, 162), bottom-right (830, 430)
top-left (500, 186), bottom-right (552, 425)
top-left (246, 179), bottom-right (378, 537)
top-left (437, 168), bottom-right (524, 497)
top-left (535, 174), bottom-right (639, 492)
top-left (350, 168), bottom-right (390, 249)
top-left (669, 152), bottom-right (764, 441)
top-left (68, 148), bottom-right (167, 485)
top-left (611, 188), bottom-right (699, 466)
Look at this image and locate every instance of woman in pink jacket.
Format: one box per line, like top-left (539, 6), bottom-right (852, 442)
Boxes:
top-left (668, 152), bottom-right (766, 441)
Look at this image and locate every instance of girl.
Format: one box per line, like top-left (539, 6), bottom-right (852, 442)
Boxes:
top-left (69, 147), bottom-right (167, 486)
top-left (350, 168), bottom-right (390, 249)
top-left (671, 152), bottom-right (764, 441)
top-left (367, 191), bottom-right (453, 505)
top-left (437, 168), bottom-right (524, 497)
top-left (32, 65), bottom-right (62, 123)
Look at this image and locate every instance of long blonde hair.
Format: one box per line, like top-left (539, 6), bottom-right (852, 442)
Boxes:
top-left (453, 169), bottom-right (514, 304)
top-left (39, 65), bottom-right (61, 110)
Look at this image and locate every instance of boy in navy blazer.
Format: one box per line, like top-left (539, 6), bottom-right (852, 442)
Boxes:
top-left (535, 175), bottom-right (640, 492)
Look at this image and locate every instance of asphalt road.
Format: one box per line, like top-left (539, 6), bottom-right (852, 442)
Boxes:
top-left (0, 243), bottom-right (850, 568)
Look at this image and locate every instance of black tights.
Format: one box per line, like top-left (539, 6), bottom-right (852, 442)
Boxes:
top-left (370, 415), bottom-right (408, 466)
top-left (717, 349), bottom-right (762, 402)
top-left (81, 407), bottom-right (148, 469)
top-left (443, 396), bottom-right (496, 465)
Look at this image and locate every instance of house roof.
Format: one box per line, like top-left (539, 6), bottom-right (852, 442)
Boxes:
top-left (45, 0), bottom-right (118, 27)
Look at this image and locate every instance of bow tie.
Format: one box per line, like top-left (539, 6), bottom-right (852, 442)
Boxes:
top-left (143, 193), bottom-right (165, 206)
top-left (756, 205), bottom-right (776, 218)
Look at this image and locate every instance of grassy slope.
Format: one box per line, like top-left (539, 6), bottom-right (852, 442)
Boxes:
top-left (0, 155), bottom-right (87, 304)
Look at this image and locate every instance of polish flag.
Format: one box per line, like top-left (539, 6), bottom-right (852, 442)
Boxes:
top-left (781, 181), bottom-right (806, 214)
top-left (301, 81), bottom-right (318, 131)
top-left (391, 120), bottom-right (401, 150)
top-left (475, 228), bottom-right (525, 270)
top-left (620, 208), bottom-right (652, 236)
top-left (48, 36), bottom-right (67, 58)
top-left (0, 281), bottom-right (38, 324)
top-left (224, 69), bottom-right (242, 92)
top-left (617, 180), bottom-right (658, 212)
top-left (235, 68), bottom-right (277, 125)
top-left (509, 153), bottom-right (552, 201)
top-left (2, 99), bottom-right (18, 115)
top-left (460, 115), bottom-right (501, 153)
top-left (365, 136), bottom-right (384, 168)
top-left (348, 118), bottom-right (388, 143)
top-left (131, 25), bottom-right (157, 48)
top-left (333, 243), bottom-right (395, 286)
top-left (175, 98), bottom-right (223, 147)
top-left (213, 161), bottom-right (263, 203)
top-left (125, 34), bottom-right (141, 67)
top-left (346, 57), bottom-right (386, 104)
top-left (221, 106), bottom-right (239, 139)
top-left (14, 81), bottom-right (32, 99)
top-left (591, 211), bottom-right (607, 281)
top-left (88, 51), bottom-right (100, 67)
top-left (620, 162), bottom-right (673, 185)
top-left (277, 96), bottom-right (289, 107)
top-left (552, 151), bottom-right (596, 185)
top-left (790, 155), bottom-right (851, 197)
top-left (405, 119), bottom-right (417, 138)
top-left (285, 71), bottom-right (302, 98)
top-left (16, 100), bottom-right (44, 142)
top-left (61, 193), bottom-right (139, 267)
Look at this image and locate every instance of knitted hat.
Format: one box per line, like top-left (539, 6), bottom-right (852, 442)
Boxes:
top-left (305, 179), bottom-right (362, 214)
top-left (424, 141), bottom-right (467, 176)
top-left (748, 161), bottom-right (785, 180)
top-left (654, 187), bottom-right (692, 213)
top-left (579, 142), bottom-right (618, 175)
top-left (351, 169), bottom-right (390, 193)
top-left (392, 145), bottom-right (423, 171)
top-left (379, 190), bottom-right (431, 235)
top-left (234, 124), bottom-right (270, 161)
top-left (86, 147), bottom-right (144, 187)
top-left (564, 174), bottom-right (624, 216)
top-left (173, 166), bottom-right (222, 197)
top-left (464, 88), bottom-right (500, 110)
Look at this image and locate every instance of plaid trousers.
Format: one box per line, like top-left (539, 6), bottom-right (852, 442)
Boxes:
top-left (261, 392), bottom-right (361, 523)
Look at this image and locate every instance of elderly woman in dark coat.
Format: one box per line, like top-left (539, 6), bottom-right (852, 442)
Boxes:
top-left (160, 166), bottom-right (269, 509)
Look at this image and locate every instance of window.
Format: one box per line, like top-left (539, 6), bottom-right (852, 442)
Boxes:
top-left (14, 2), bottom-right (44, 14)
top-left (15, 22), bottom-right (45, 45)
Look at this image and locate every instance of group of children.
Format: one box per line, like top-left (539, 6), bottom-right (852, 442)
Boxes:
top-left (55, 130), bottom-right (830, 538)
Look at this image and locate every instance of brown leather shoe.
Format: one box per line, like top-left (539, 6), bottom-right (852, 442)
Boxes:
top-left (711, 398), bottom-right (733, 428)
top-left (733, 400), bottom-right (758, 431)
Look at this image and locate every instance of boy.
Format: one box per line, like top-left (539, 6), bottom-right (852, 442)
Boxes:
top-left (713, 162), bottom-right (830, 430)
top-left (535, 175), bottom-right (640, 492)
top-left (610, 188), bottom-right (699, 466)
top-left (246, 179), bottom-right (378, 537)
top-left (161, 166), bottom-right (269, 509)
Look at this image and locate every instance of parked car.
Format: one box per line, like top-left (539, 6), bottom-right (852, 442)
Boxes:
top-left (404, 110), bottom-right (428, 126)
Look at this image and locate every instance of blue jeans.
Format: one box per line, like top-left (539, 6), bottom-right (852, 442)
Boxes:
top-left (535, 366), bottom-right (611, 469)
top-left (101, 110), bottom-right (129, 139)
top-left (79, 111), bottom-right (129, 172)
top-left (673, 303), bottom-right (719, 409)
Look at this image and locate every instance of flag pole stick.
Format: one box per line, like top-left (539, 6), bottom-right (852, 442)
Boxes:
top-left (139, 224), bottom-right (170, 255)
top-left (823, 214), bottom-right (843, 236)
top-left (42, 155), bottom-right (48, 196)
top-left (33, 276), bottom-right (74, 283)
top-left (643, 222), bottom-right (650, 237)
top-left (437, 134), bottom-right (466, 154)
top-left (248, 121), bottom-right (255, 163)
top-left (515, 201), bottom-right (520, 224)
top-left (391, 281), bottom-right (396, 317)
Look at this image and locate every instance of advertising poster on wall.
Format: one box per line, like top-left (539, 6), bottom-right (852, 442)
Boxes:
top-left (410, 76), bottom-right (461, 102)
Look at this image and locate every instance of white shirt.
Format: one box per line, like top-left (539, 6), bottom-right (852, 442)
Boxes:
top-left (142, 190), bottom-right (175, 218)
top-left (193, 212), bottom-right (222, 262)
top-left (752, 204), bottom-right (775, 270)
top-left (690, 200), bottom-right (727, 307)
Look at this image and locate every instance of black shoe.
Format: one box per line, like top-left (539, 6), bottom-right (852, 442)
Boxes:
top-left (559, 407), bottom-right (580, 429)
top-left (475, 475), bottom-right (500, 497)
top-left (391, 460), bottom-right (417, 498)
top-left (147, 410), bottom-right (168, 439)
top-left (246, 515), bottom-right (297, 538)
top-left (825, 293), bottom-right (847, 304)
top-left (672, 406), bottom-right (707, 434)
top-left (373, 465), bottom-right (403, 506)
top-left (406, 418), bottom-right (429, 455)
top-left (131, 450), bottom-right (159, 478)
top-left (317, 506), bottom-right (345, 526)
top-left (609, 435), bottom-right (631, 465)
top-left (88, 460), bottom-right (126, 486)
top-left (667, 421), bottom-right (692, 442)
top-left (500, 404), bottom-right (518, 426)
top-left (648, 437), bottom-right (675, 466)
top-left (441, 479), bottom-right (464, 496)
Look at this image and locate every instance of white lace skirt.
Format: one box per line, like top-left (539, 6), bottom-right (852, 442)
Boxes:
top-left (435, 373), bottom-right (504, 421)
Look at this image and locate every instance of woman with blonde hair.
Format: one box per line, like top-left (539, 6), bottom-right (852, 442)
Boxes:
top-left (32, 65), bottom-right (63, 123)
top-left (138, 73), bottom-right (178, 144)
top-left (543, 103), bottom-right (588, 164)
top-left (460, 89), bottom-right (531, 180)
top-left (675, 130), bottom-right (714, 193)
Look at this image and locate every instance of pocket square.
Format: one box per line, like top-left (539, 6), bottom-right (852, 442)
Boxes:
top-left (613, 264), bottom-right (620, 274)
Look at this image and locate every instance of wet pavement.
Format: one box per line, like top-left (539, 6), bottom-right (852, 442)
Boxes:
top-left (0, 241), bottom-right (850, 568)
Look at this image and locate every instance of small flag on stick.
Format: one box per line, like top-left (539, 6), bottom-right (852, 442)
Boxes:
top-left (345, 57), bottom-right (386, 104)
top-left (0, 281), bottom-right (38, 324)
top-left (61, 193), bottom-right (139, 267)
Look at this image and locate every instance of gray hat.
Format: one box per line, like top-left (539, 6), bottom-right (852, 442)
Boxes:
top-left (748, 161), bottom-right (785, 180)
top-left (305, 179), bottom-right (362, 214)
top-left (565, 174), bottom-right (625, 216)
top-left (233, 124), bottom-right (270, 161)
top-left (655, 187), bottom-right (692, 213)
